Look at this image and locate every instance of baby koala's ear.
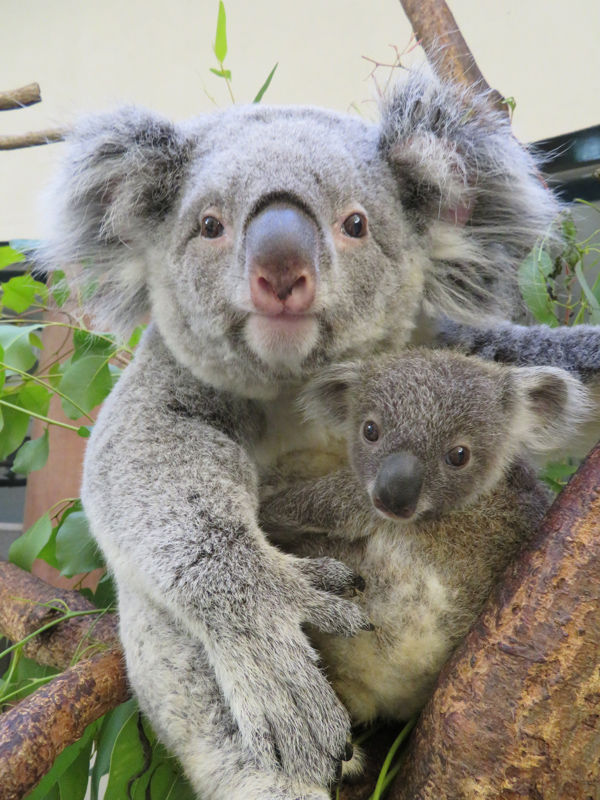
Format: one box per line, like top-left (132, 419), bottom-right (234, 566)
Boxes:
top-left (298, 363), bottom-right (361, 430)
top-left (511, 366), bottom-right (593, 453)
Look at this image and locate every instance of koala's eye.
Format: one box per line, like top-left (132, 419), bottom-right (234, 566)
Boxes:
top-left (201, 216), bottom-right (225, 239)
top-left (363, 420), bottom-right (380, 442)
top-left (446, 446), bottom-right (470, 468)
top-left (342, 213), bottom-right (367, 238)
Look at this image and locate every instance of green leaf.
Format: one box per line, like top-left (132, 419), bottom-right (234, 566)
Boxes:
top-left (0, 324), bottom-right (41, 372)
top-left (81, 572), bottom-right (117, 609)
top-left (575, 262), bottom-right (600, 324)
top-left (253, 63), bottom-right (278, 103)
top-left (12, 429), bottom-right (49, 474)
top-left (103, 701), bottom-right (147, 799)
top-left (518, 248), bottom-right (559, 326)
top-left (8, 513), bottom-right (53, 571)
top-left (91, 700), bottom-right (138, 800)
top-left (72, 329), bottom-right (117, 361)
top-left (56, 510), bottom-right (104, 576)
top-left (209, 67), bottom-right (232, 79)
top-left (0, 401), bottom-right (30, 460)
top-left (59, 355), bottom-right (113, 418)
top-left (25, 721), bottom-right (98, 800)
top-left (56, 736), bottom-right (93, 800)
top-left (213, 0), bottom-right (227, 63)
top-left (51, 270), bottom-right (71, 308)
top-left (77, 425), bottom-right (93, 438)
top-left (0, 245), bottom-right (26, 269)
top-left (29, 331), bottom-right (44, 350)
top-left (127, 325), bottom-right (146, 349)
top-left (1, 274), bottom-right (47, 313)
top-left (0, 344), bottom-right (5, 392)
top-left (18, 382), bottom-right (51, 417)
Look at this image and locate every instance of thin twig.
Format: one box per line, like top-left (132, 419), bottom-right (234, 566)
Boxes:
top-left (0, 84), bottom-right (41, 112)
top-left (0, 128), bottom-right (68, 151)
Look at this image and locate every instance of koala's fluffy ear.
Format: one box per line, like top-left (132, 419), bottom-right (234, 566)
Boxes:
top-left (298, 363), bottom-right (361, 431)
top-left (379, 67), bottom-right (560, 322)
top-left (38, 107), bottom-right (191, 334)
top-left (510, 366), bottom-right (592, 453)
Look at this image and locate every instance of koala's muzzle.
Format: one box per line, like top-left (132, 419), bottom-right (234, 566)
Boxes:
top-left (372, 452), bottom-right (424, 519)
top-left (246, 203), bottom-right (318, 315)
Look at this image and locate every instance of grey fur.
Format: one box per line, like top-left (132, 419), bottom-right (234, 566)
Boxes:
top-left (38, 65), bottom-right (600, 799)
top-left (260, 350), bottom-right (592, 725)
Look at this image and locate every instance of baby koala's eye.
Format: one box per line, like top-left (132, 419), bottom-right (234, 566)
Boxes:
top-left (362, 420), bottom-right (380, 442)
top-left (446, 446), bottom-right (470, 468)
top-left (342, 213), bottom-right (367, 238)
top-left (201, 216), bottom-right (225, 239)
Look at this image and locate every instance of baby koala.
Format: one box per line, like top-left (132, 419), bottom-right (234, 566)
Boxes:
top-left (260, 349), bottom-right (592, 724)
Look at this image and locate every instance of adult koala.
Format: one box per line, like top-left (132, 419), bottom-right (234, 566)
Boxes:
top-left (41, 69), bottom-right (598, 800)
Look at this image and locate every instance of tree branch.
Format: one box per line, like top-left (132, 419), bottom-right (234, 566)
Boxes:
top-left (0, 84), bottom-right (42, 112)
top-left (0, 129), bottom-right (67, 151)
top-left (386, 439), bottom-right (600, 799)
top-left (398, 0), bottom-right (507, 113)
top-left (0, 563), bottom-right (130, 800)
top-left (0, 561), bottom-right (120, 669)
top-left (0, 650), bottom-right (128, 800)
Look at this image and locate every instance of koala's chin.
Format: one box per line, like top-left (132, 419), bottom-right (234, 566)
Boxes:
top-left (244, 313), bottom-right (320, 373)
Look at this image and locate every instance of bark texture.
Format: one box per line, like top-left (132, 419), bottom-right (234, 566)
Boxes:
top-left (0, 561), bottom-right (120, 669)
top-left (0, 84), bottom-right (41, 111)
top-left (398, 0), bottom-right (507, 112)
top-left (0, 649), bottom-right (128, 800)
top-left (0, 563), bottom-right (129, 800)
top-left (387, 440), bottom-right (600, 800)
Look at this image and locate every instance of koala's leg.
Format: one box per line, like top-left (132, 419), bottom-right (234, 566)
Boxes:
top-left (435, 319), bottom-right (600, 382)
top-left (119, 588), bottom-right (331, 800)
top-left (84, 331), bottom-right (371, 788)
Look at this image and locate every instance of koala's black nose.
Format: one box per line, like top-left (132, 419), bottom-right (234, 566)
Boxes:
top-left (372, 452), bottom-right (424, 519)
top-left (246, 203), bottom-right (318, 315)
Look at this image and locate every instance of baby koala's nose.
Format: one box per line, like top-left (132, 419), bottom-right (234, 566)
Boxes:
top-left (372, 452), bottom-right (424, 519)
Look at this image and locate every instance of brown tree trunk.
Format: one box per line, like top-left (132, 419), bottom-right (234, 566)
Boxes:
top-left (398, 0), bottom-right (507, 113)
top-left (385, 441), bottom-right (600, 800)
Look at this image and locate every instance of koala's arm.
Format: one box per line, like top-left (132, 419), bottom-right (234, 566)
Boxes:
top-left (436, 319), bottom-right (600, 383)
top-left (260, 469), bottom-right (375, 540)
top-left (83, 327), bottom-right (370, 786)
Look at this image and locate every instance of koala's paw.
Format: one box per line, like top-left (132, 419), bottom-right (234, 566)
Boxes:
top-left (217, 556), bottom-right (371, 788)
top-left (296, 555), bottom-right (367, 597)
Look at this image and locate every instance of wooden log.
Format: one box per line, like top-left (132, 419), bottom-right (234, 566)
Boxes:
top-left (387, 440), bottom-right (600, 799)
top-left (0, 649), bottom-right (128, 800)
top-left (0, 561), bottom-right (120, 670)
top-left (0, 84), bottom-right (41, 112)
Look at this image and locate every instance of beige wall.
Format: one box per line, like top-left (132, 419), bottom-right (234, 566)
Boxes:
top-left (3, 0), bottom-right (600, 238)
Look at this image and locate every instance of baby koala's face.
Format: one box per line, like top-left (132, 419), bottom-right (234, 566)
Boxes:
top-left (347, 351), bottom-right (517, 523)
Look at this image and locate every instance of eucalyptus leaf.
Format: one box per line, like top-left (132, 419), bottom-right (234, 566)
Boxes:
top-left (1, 274), bottom-right (47, 313)
top-left (0, 402), bottom-right (30, 461)
top-left (518, 248), bottom-right (559, 327)
top-left (214, 0), bottom-right (227, 62)
top-left (91, 700), bottom-right (138, 800)
top-left (0, 324), bottom-right (41, 372)
top-left (56, 510), bottom-right (104, 576)
top-left (59, 355), bottom-right (113, 418)
top-left (575, 262), bottom-right (600, 324)
top-left (51, 270), bottom-right (71, 308)
top-left (0, 245), bottom-right (26, 269)
top-left (29, 331), bottom-right (44, 350)
top-left (254, 63), bottom-right (278, 103)
top-left (209, 67), bottom-right (232, 79)
top-left (72, 329), bottom-right (117, 361)
top-left (8, 513), bottom-right (53, 573)
top-left (12, 429), bottom-right (49, 474)
top-left (18, 382), bottom-right (51, 417)
top-left (127, 325), bottom-right (145, 349)
top-left (103, 702), bottom-right (148, 800)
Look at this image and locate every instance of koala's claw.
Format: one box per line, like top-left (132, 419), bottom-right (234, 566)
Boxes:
top-left (344, 742), bottom-right (354, 761)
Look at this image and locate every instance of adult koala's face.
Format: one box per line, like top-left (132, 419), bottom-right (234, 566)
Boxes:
top-left (154, 106), bottom-right (424, 397)
top-left (42, 70), bottom-right (556, 398)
